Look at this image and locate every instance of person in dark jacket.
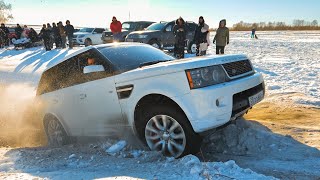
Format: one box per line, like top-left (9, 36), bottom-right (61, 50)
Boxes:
top-left (0, 28), bottom-right (6, 48)
top-left (64, 20), bottom-right (74, 49)
top-left (213, 19), bottom-right (229, 55)
top-left (173, 17), bottom-right (187, 59)
top-left (58, 21), bottom-right (66, 48)
top-left (15, 24), bottom-right (23, 39)
top-left (0, 23), bottom-right (9, 46)
top-left (193, 16), bottom-right (210, 56)
top-left (40, 24), bottom-right (51, 51)
top-left (28, 28), bottom-right (39, 43)
top-left (47, 23), bottom-right (54, 49)
top-left (52, 22), bottom-right (61, 48)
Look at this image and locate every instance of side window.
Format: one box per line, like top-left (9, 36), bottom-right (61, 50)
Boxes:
top-left (37, 49), bottom-right (113, 95)
top-left (165, 24), bottom-right (173, 32)
top-left (187, 23), bottom-right (197, 32)
top-left (94, 28), bottom-right (104, 34)
top-left (76, 49), bottom-right (112, 83)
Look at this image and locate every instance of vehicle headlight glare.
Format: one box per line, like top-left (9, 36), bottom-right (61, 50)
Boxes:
top-left (186, 65), bottom-right (227, 89)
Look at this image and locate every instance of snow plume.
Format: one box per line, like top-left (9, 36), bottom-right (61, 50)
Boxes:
top-left (0, 83), bottom-right (46, 147)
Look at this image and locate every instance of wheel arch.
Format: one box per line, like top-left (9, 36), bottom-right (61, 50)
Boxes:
top-left (43, 112), bottom-right (70, 136)
top-left (133, 93), bottom-right (195, 134)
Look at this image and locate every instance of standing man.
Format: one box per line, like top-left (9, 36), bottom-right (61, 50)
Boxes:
top-left (213, 19), bottom-right (229, 55)
top-left (173, 17), bottom-right (187, 59)
top-left (40, 24), bottom-right (51, 51)
top-left (110, 16), bottom-right (122, 42)
top-left (0, 23), bottom-right (9, 46)
top-left (52, 22), bottom-right (61, 48)
top-left (58, 21), bottom-right (67, 48)
top-left (251, 28), bottom-right (256, 38)
top-left (65, 20), bottom-right (75, 49)
top-left (15, 24), bottom-right (23, 39)
top-left (193, 16), bottom-right (210, 56)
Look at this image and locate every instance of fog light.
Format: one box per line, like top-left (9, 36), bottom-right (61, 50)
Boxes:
top-left (216, 99), bottom-right (220, 107)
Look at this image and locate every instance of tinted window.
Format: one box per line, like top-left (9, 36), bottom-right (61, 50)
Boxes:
top-left (79, 28), bottom-right (94, 33)
top-left (122, 22), bottom-right (136, 31)
top-left (165, 25), bottom-right (173, 32)
top-left (98, 45), bottom-right (175, 73)
top-left (37, 49), bottom-right (113, 95)
top-left (146, 23), bottom-right (166, 31)
top-left (186, 23), bottom-right (197, 32)
top-left (94, 28), bottom-right (105, 33)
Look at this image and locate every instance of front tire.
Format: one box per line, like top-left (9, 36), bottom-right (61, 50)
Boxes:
top-left (84, 38), bottom-right (92, 47)
top-left (137, 105), bottom-right (201, 158)
top-left (44, 115), bottom-right (69, 147)
top-left (187, 41), bottom-right (197, 54)
top-left (148, 39), bottom-right (160, 49)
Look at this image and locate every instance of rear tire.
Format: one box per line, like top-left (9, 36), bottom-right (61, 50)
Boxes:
top-left (44, 115), bottom-right (69, 147)
top-left (136, 105), bottom-right (201, 158)
top-left (84, 38), bottom-right (92, 47)
top-left (187, 41), bottom-right (197, 54)
top-left (148, 39), bottom-right (161, 49)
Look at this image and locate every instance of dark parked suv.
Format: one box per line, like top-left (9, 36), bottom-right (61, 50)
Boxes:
top-left (101, 21), bottom-right (155, 43)
top-left (125, 21), bottom-right (198, 53)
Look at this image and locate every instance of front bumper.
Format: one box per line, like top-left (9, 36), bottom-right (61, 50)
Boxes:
top-left (73, 38), bottom-right (84, 45)
top-left (173, 72), bottom-right (265, 133)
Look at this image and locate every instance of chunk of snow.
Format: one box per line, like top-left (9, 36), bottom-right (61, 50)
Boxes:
top-left (68, 154), bottom-right (76, 159)
top-left (106, 140), bottom-right (127, 154)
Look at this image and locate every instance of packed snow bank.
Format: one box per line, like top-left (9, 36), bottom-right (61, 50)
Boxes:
top-left (202, 118), bottom-right (320, 179)
top-left (225, 31), bottom-right (320, 107)
top-left (0, 139), bottom-right (276, 180)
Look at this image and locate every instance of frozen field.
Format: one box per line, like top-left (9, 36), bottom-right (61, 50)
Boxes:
top-left (0, 31), bottom-right (320, 179)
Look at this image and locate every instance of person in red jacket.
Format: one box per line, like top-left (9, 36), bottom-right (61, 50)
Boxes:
top-left (110, 16), bottom-right (122, 42)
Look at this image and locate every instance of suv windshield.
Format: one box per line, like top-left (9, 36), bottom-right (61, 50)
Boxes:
top-left (146, 23), bottom-right (166, 31)
top-left (98, 45), bottom-right (175, 73)
top-left (79, 28), bottom-right (94, 33)
top-left (122, 22), bottom-right (136, 31)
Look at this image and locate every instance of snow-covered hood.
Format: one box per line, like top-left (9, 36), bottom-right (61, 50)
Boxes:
top-left (115, 54), bottom-right (249, 83)
top-left (74, 32), bottom-right (91, 36)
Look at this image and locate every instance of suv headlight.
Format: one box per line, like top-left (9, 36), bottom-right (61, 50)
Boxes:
top-left (186, 65), bottom-right (227, 89)
top-left (137, 35), bottom-right (148, 38)
top-left (78, 35), bottom-right (85, 38)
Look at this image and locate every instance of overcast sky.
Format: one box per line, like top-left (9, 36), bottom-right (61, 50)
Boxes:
top-left (6, 0), bottom-right (320, 28)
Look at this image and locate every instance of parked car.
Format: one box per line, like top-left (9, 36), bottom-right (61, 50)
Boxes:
top-left (73, 27), bottom-right (105, 46)
top-left (37, 43), bottom-right (265, 158)
top-left (125, 21), bottom-right (198, 53)
top-left (101, 21), bottom-right (155, 43)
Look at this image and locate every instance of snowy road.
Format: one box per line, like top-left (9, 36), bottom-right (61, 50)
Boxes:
top-left (0, 31), bottom-right (320, 179)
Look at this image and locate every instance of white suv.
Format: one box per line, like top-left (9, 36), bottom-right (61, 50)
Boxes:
top-left (73, 28), bottom-right (105, 46)
top-left (37, 43), bottom-right (265, 158)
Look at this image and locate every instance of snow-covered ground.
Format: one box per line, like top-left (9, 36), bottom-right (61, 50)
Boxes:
top-left (0, 31), bottom-right (320, 179)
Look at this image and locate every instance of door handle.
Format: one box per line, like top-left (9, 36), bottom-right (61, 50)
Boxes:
top-left (79, 94), bottom-right (87, 99)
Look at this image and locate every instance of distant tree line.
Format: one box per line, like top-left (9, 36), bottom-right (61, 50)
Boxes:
top-left (231, 19), bottom-right (320, 31)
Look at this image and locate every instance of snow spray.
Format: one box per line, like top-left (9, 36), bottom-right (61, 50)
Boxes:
top-left (0, 83), bottom-right (46, 147)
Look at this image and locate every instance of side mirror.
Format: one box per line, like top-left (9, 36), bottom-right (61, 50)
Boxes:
top-left (93, 32), bottom-right (97, 34)
top-left (83, 65), bottom-right (105, 74)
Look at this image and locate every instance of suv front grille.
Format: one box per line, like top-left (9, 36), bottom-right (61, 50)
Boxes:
top-left (222, 60), bottom-right (253, 78)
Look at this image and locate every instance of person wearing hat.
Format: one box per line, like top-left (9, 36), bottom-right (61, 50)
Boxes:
top-left (213, 19), bottom-right (229, 54)
top-left (193, 16), bottom-right (210, 56)
top-left (65, 20), bottom-right (75, 49)
top-left (110, 16), bottom-right (122, 42)
top-left (173, 17), bottom-right (187, 59)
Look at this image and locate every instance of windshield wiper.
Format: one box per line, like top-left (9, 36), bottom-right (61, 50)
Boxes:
top-left (139, 60), bottom-right (171, 68)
